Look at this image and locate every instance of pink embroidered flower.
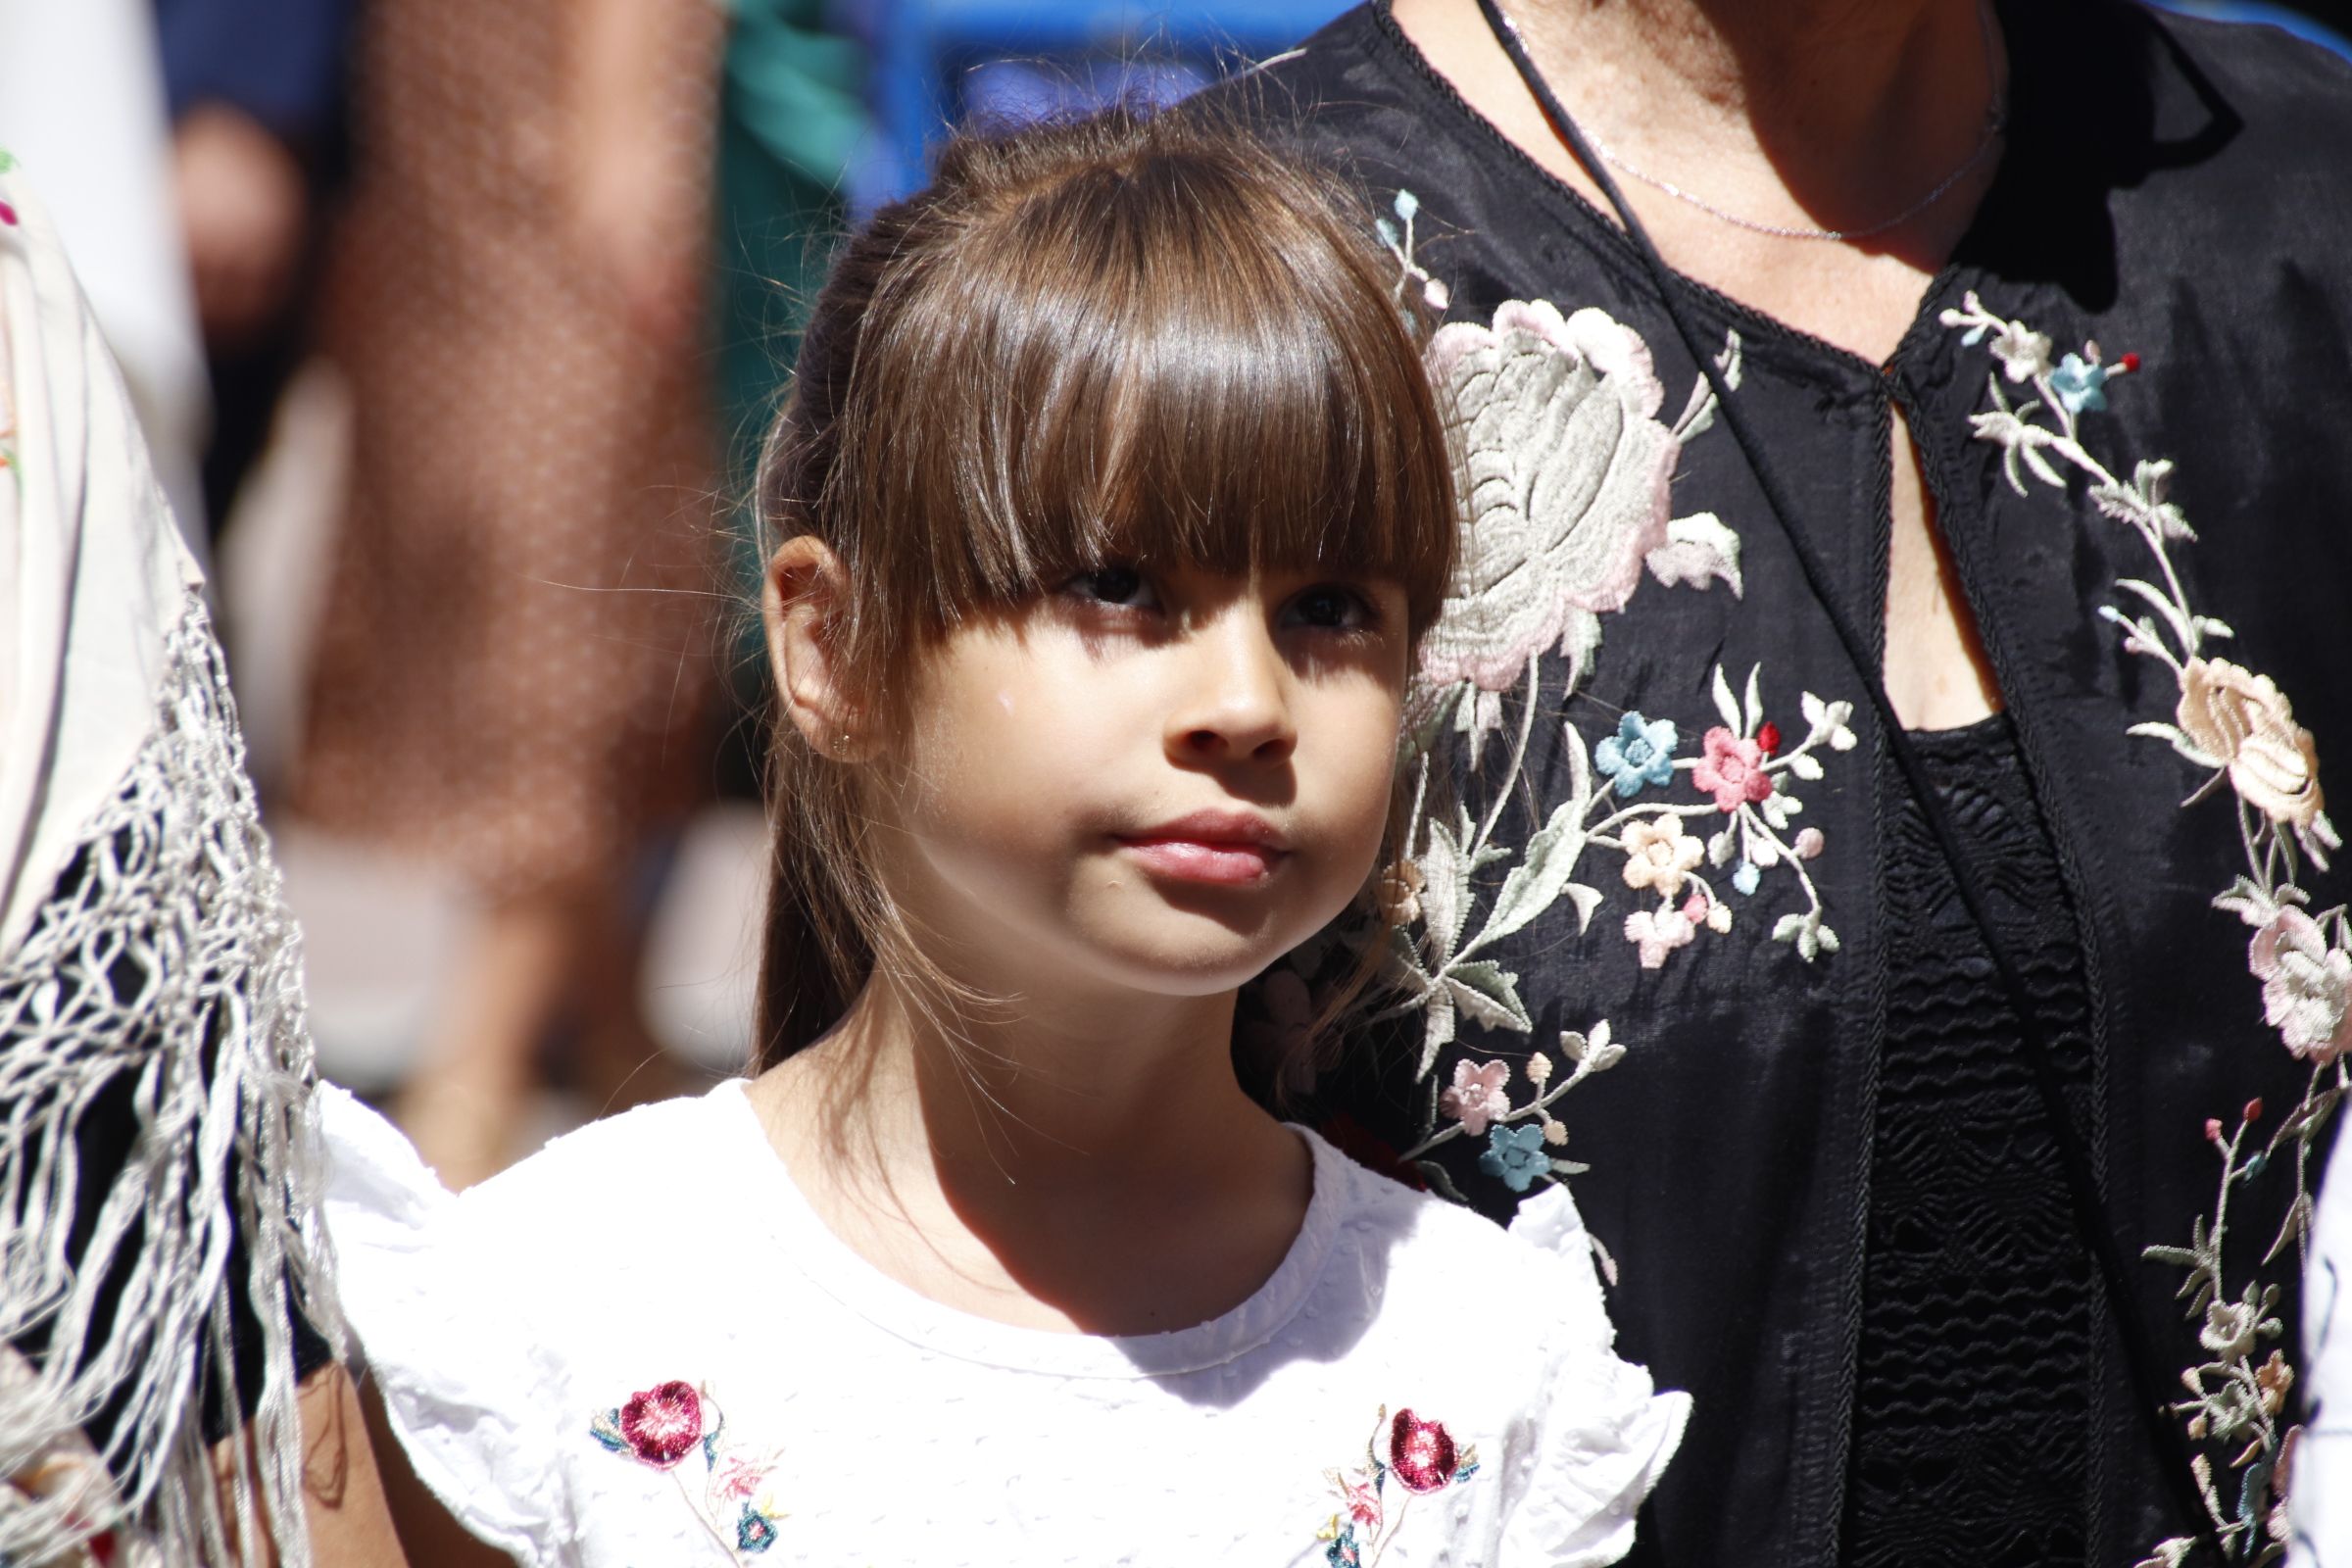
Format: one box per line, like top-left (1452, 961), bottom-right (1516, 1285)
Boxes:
top-left (1623, 906), bottom-right (1695, 969)
top-left (618, 1381), bottom-right (704, 1469)
top-left (1621, 815), bottom-right (1704, 896)
top-left (1691, 727), bottom-right (1776, 812)
top-left (2177, 660), bottom-right (2326, 831)
top-left (710, 1452), bottom-right (773, 1501)
top-left (1418, 300), bottom-right (1678, 694)
top-left (1334, 1471), bottom-right (1383, 1526)
top-left (1388, 1409), bottom-right (1461, 1494)
top-left (1439, 1058), bottom-right (1512, 1137)
top-left (2248, 907), bottom-right (2352, 1063)
top-left (1793, 827), bottom-right (1826, 860)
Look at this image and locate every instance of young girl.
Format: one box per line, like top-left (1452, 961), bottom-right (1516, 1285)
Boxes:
top-left (318, 105), bottom-right (1686, 1568)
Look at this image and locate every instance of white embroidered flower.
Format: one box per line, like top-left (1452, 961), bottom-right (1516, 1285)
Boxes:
top-left (2199, 1297), bottom-right (2258, 1359)
top-left (1990, 321), bottom-right (2054, 382)
top-left (1619, 815), bottom-right (1704, 896)
top-left (1623, 905), bottom-right (1695, 969)
top-left (1799, 691), bottom-right (1858, 752)
top-left (2176, 659), bottom-right (2326, 831)
top-left (2248, 907), bottom-right (2352, 1063)
top-left (1419, 300), bottom-right (1678, 694)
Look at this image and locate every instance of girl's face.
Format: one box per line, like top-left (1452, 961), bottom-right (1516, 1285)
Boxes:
top-left (872, 562), bottom-right (1410, 1005)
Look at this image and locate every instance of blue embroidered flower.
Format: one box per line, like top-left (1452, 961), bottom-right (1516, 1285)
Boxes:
top-left (1478, 1124), bottom-right (1551, 1193)
top-left (1732, 860), bottom-right (1761, 897)
top-left (1594, 711), bottom-right (1680, 796)
top-left (1327, 1525), bottom-right (1363, 1567)
top-left (737, 1506), bottom-right (778, 1553)
top-left (2050, 353), bottom-right (2110, 415)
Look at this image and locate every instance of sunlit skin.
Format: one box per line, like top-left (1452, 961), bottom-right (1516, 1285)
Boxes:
top-left (748, 542), bottom-right (1411, 1337)
top-left (1392, 0), bottom-right (2007, 730)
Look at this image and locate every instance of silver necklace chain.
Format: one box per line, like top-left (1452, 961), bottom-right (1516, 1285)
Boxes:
top-left (1502, 1), bottom-right (2009, 243)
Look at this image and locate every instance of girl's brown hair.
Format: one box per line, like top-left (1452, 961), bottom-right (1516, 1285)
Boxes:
top-left (752, 102), bottom-right (1456, 1072)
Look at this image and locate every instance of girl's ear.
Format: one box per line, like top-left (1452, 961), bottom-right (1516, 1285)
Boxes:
top-left (763, 536), bottom-right (868, 760)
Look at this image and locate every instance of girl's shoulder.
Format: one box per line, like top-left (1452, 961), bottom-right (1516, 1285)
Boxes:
top-left (318, 1081), bottom-right (775, 1565)
top-left (1302, 1125), bottom-right (1623, 1353)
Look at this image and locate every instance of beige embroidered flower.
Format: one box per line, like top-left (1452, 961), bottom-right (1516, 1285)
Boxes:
top-left (2176, 659), bottom-right (2326, 829)
top-left (1375, 860), bottom-right (1425, 927)
top-left (1620, 816), bottom-right (1704, 895)
top-left (2255, 1349), bottom-right (2295, 1416)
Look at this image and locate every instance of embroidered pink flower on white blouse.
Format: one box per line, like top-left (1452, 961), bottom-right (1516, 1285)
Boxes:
top-left (2249, 907), bottom-right (2352, 1063)
top-left (617, 1381), bottom-right (703, 1469)
top-left (1418, 300), bottom-right (1678, 693)
top-left (1691, 727), bottom-right (1776, 812)
top-left (1439, 1059), bottom-right (1512, 1137)
top-left (710, 1452), bottom-right (775, 1501)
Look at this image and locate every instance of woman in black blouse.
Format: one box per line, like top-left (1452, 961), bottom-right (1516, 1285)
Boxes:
top-left (1225, 3), bottom-right (2352, 1564)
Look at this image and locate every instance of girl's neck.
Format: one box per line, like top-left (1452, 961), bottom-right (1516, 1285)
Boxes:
top-left (746, 976), bottom-right (1312, 1336)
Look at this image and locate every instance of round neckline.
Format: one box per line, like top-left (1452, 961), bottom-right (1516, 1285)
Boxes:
top-left (710, 1079), bottom-right (1350, 1380)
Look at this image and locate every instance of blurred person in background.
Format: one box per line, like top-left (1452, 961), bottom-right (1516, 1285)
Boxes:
top-left (292, 0), bottom-right (726, 1192)
top-left (157, 0), bottom-right (355, 539)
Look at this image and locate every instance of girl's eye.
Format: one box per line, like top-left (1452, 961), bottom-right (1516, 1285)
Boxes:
top-left (1283, 583), bottom-right (1378, 632)
top-left (1061, 565), bottom-right (1157, 611)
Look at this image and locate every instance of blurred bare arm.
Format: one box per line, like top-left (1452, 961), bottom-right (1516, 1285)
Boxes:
top-left (565, 0), bottom-right (724, 347)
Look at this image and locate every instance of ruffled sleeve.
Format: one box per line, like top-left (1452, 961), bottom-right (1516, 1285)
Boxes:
top-left (2291, 1147), bottom-right (2351, 1568)
top-left (1501, 1184), bottom-right (1691, 1567)
top-left (318, 1085), bottom-right (579, 1568)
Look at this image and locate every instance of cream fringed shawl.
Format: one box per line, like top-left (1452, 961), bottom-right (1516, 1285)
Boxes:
top-left (0, 166), bottom-right (340, 1566)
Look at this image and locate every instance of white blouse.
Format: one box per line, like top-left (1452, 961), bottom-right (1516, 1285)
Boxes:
top-left (319, 1080), bottom-right (1687, 1568)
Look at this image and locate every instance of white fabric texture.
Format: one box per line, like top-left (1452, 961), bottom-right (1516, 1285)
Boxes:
top-left (322, 1079), bottom-right (1688, 1568)
top-left (0, 169), bottom-right (338, 1567)
top-left (2293, 1144), bottom-right (2350, 1568)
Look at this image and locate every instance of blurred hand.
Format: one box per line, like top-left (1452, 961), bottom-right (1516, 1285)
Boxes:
top-left (174, 103), bottom-right (309, 351)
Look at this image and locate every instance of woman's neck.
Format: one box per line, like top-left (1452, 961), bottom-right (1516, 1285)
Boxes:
top-left (747, 975), bottom-right (1311, 1335)
top-left (1391, 0), bottom-right (2004, 355)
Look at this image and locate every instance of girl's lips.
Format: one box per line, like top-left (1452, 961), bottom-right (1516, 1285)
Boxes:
top-left (1115, 811), bottom-right (1289, 885)
top-left (1117, 836), bottom-right (1286, 885)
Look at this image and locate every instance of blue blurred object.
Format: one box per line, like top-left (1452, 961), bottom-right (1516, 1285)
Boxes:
top-left (858, 0), bottom-right (1354, 207)
top-left (154, 0), bottom-right (356, 145)
top-left (2148, 0), bottom-right (2352, 58)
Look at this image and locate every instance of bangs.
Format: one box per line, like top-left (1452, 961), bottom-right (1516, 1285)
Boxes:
top-left (830, 124), bottom-right (1456, 642)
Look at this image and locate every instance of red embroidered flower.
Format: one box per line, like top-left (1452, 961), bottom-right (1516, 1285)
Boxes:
top-left (1388, 1409), bottom-right (1460, 1494)
top-left (1691, 726), bottom-right (1775, 812)
top-left (618, 1381), bottom-right (704, 1468)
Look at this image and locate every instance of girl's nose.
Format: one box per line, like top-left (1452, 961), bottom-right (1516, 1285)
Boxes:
top-left (1166, 610), bottom-right (1297, 765)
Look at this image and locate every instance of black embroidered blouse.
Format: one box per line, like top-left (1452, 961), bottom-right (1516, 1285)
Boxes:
top-left (1227, 6), bottom-right (2352, 1565)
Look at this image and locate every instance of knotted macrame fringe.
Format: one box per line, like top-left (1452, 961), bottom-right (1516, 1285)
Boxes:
top-left (1, 591), bottom-right (343, 1567)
